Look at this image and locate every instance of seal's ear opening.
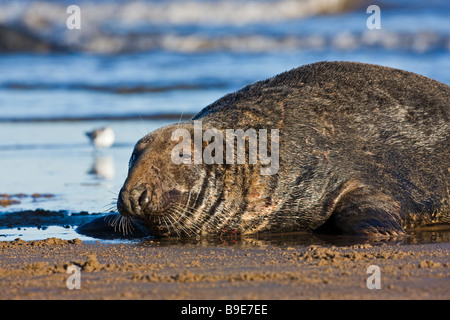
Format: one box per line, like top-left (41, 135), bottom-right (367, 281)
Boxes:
top-left (76, 214), bottom-right (150, 240)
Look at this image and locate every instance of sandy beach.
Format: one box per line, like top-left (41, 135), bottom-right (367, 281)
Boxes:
top-left (1, 234), bottom-right (449, 300)
top-left (1, 0), bottom-right (449, 303)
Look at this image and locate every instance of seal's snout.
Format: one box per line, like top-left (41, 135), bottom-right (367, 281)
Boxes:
top-left (117, 187), bottom-right (133, 217)
top-left (118, 183), bottom-right (172, 217)
top-left (138, 189), bottom-right (150, 211)
top-left (130, 187), bottom-right (147, 215)
top-left (117, 186), bottom-right (150, 217)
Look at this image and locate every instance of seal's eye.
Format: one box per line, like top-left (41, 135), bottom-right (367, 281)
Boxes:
top-left (129, 153), bottom-right (136, 170)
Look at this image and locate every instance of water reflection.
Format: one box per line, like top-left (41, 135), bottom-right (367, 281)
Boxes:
top-left (76, 213), bottom-right (450, 247)
top-left (88, 155), bottom-right (115, 180)
top-left (147, 227), bottom-right (450, 248)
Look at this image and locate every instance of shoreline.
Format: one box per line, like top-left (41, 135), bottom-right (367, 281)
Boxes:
top-left (2, 209), bottom-right (450, 244)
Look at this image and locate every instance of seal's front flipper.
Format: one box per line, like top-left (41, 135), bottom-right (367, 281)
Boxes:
top-left (319, 187), bottom-right (405, 237)
top-left (76, 214), bottom-right (150, 240)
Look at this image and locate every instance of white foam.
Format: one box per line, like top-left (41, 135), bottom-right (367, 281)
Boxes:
top-left (0, 0), bottom-right (449, 54)
top-left (0, 0), bottom-right (357, 27)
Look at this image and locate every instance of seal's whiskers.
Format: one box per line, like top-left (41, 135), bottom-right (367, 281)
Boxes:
top-left (171, 207), bottom-right (203, 234)
top-left (106, 213), bottom-right (134, 235)
top-left (177, 203), bottom-right (213, 231)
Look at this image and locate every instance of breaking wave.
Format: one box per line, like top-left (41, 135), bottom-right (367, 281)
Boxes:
top-left (0, 0), bottom-right (449, 54)
top-left (0, 0), bottom-right (359, 26)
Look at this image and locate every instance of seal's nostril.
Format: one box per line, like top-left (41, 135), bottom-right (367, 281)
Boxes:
top-left (138, 189), bottom-right (150, 211)
top-left (117, 188), bottom-right (133, 217)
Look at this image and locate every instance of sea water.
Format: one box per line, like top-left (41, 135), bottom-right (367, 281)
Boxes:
top-left (0, 0), bottom-right (449, 240)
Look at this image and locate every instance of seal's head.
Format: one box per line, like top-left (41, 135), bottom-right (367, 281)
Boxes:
top-left (117, 123), bottom-right (206, 237)
top-left (117, 119), bottom-right (277, 238)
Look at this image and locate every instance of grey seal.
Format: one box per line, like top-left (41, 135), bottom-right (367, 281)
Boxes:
top-left (116, 61), bottom-right (450, 237)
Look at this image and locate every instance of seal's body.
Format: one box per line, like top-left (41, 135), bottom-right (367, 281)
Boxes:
top-left (117, 61), bottom-right (450, 237)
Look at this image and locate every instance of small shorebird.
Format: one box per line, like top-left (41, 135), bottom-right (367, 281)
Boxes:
top-left (86, 126), bottom-right (115, 149)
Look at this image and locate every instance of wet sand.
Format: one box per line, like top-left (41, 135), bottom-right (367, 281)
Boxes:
top-left (0, 236), bottom-right (449, 300)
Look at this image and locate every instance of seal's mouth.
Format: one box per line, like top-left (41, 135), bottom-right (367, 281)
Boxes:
top-left (118, 194), bottom-right (170, 217)
top-left (117, 187), bottom-right (184, 223)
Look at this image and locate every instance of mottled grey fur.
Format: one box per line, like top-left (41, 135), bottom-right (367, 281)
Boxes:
top-left (117, 61), bottom-right (449, 237)
top-left (190, 61), bottom-right (450, 235)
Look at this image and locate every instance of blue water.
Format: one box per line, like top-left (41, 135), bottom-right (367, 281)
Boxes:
top-left (0, 0), bottom-right (449, 240)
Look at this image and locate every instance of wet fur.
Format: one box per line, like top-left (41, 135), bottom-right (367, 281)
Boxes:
top-left (118, 61), bottom-right (450, 237)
